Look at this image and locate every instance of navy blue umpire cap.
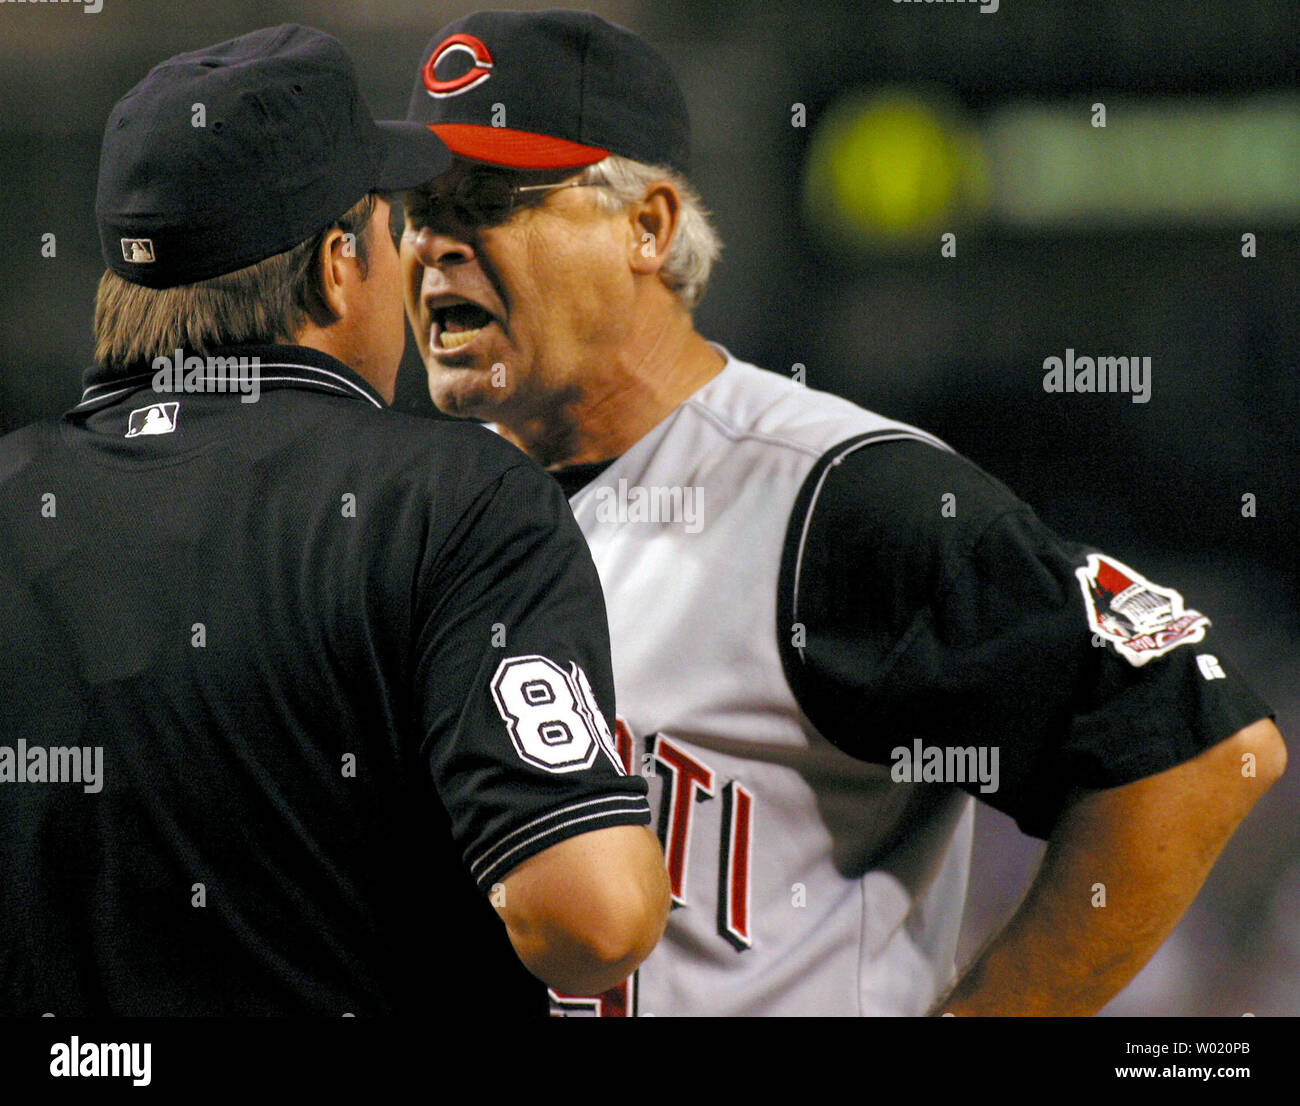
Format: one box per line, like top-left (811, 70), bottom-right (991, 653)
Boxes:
top-left (97, 24), bottom-right (451, 289)
top-left (406, 9), bottom-right (690, 173)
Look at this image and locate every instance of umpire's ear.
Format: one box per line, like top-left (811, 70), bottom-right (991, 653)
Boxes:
top-left (314, 224), bottom-right (367, 324)
top-left (627, 179), bottom-right (680, 279)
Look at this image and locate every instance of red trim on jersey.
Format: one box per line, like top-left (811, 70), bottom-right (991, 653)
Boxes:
top-left (718, 781), bottom-right (754, 950)
top-left (653, 735), bottom-right (716, 905)
top-left (549, 976), bottom-right (634, 1018)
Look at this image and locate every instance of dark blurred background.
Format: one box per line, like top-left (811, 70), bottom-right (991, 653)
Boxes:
top-left (1, 0), bottom-right (1296, 1015)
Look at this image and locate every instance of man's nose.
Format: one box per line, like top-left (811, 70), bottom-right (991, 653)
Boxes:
top-left (412, 225), bottom-right (477, 268)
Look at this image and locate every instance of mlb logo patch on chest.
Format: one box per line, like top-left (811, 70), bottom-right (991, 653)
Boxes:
top-left (1076, 553), bottom-right (1209, 665)
top-left (125, 402), bottom-right (179, 438)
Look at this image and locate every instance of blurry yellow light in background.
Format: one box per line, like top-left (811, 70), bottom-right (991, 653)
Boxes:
top-left (803, 89), bottom-right (989, 251)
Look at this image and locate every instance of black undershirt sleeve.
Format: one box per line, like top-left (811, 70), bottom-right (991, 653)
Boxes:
top-left (778, 438), bottom-right (1273, 838)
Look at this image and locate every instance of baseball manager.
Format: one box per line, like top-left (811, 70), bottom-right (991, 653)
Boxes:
top-left (396, 9), bottom-right (1285, 1016)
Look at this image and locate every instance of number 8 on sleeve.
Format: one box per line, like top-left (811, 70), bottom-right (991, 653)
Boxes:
top-left (491, 655), bottom-right (624, 775)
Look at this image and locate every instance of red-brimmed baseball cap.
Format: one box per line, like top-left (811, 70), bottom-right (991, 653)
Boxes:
top-left (405, 10), bottom-right (690, 173)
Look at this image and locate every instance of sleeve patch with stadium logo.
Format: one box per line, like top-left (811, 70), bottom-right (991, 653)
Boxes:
top-left (1075, 554), bottom-right (1210, 666)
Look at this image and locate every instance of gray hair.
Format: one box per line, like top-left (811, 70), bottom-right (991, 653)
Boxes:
top-left (579, 155), bottom-right (721, 309)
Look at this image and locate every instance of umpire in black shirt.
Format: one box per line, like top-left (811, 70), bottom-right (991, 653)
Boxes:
top-left (0, 25), bottom-right (667, 1016)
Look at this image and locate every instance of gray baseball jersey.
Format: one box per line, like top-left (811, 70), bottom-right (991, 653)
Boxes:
top-left (545, 346), bottom-right (1271, 1017)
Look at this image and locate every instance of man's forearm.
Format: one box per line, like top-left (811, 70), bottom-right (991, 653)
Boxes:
top-left (936, 718), bottom-right (1286, 1017)
top-left (498, 825), bottom-right (670, 995)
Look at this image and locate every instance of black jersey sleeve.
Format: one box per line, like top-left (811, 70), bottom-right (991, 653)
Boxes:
top-left (778, 437), bottom-right (1273, 839)
top-left (414, 460), bottom-right (650, 891)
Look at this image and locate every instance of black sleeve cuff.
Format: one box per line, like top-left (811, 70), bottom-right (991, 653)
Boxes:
top-left (468, 794), bottom-right (653, 892)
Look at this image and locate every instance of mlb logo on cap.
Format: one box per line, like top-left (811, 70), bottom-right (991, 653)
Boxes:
top-left (126, 402), bottom-right (179, 438)
top-left (96, 24), bottom-right (450, 289)
top-left (121, 238), bottom-right (156, 264)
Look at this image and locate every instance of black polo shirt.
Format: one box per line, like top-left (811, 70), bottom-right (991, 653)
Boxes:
top-left (0, 344), bottom-right (650, 1016)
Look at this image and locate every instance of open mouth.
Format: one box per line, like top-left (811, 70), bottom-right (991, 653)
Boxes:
top-left (431, 302), bottom-right (495, 351)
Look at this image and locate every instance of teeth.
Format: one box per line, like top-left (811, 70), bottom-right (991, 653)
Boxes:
top-left (438, 328), bottom-right (481, 350)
